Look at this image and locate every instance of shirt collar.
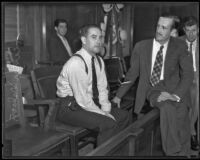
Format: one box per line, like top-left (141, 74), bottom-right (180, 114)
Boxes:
top-left (57, 33), bottom-right (65, 40)
top-left (186, 38), bottom-right (197, 46)
top-left (80, 48), bottom-right (98, 61)
top-left (78, 48), bottom-right (94, 63)
top-left (153, 38), bottom-right (169, 49)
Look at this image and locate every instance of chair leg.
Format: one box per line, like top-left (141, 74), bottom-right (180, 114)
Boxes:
top-left (70, 135), bottom-right (79, 156)
top-left (93, 138), bottom-right (97, 148)
top-left (38, 106), bottom-right (46, 127)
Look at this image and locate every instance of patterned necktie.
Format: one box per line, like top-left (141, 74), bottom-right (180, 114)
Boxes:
top-left (150, 45), bottom-right (164, 86)
top-left (91, 57), bottom-right (101, 108)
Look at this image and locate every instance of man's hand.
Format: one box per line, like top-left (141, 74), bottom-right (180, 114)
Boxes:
top-left (104, 112), bottom-right (116, 121)
top-left (112, 96), bottom-right (121, 108)
top-left (157, 92), bottom-right (178, 102)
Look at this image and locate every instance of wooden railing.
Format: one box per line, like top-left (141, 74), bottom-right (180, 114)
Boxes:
top-left (86, 108), bottom-right (160, 156)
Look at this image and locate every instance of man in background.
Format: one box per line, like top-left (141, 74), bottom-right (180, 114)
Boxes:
top-left (180, 16), bottom-right (199, 151)
top-left (47, 19), bottom-right (73, 65)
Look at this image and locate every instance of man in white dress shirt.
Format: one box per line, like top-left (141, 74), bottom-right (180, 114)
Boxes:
top-left (56, 24), bottom-right (130, 145)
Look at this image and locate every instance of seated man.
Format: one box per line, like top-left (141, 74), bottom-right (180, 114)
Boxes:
top-left (56, 24), bottom-right (130, 145)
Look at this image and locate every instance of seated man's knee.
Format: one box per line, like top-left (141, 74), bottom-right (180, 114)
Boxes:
top-left (99, 119), bottom-right (117, 132)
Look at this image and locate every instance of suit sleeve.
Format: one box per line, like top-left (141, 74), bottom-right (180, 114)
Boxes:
top-left (173, 45), bottom-right (194, 100)
top-left (116, 43), bottom-right (140, 98)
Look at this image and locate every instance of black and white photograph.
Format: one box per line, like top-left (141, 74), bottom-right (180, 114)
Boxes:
top-left (2, 1), bottom-right (199, 158)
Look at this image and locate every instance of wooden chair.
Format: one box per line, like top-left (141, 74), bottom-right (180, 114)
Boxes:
top-left (36, 60), bottom-right (65, 66)
top-left (3, 72), bottom-right (70, 157)
top-left (104, 57), bottom-right (125, 96)
top-left (30, 66), bottom-right (98, 156)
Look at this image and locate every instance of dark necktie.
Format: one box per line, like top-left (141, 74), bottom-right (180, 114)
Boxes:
top-left (91, 57), bottom-right (101, 108)
top-left (189, 42), bottom-right (193, 54)
top-left (150, 45), bottom-right (164, 87)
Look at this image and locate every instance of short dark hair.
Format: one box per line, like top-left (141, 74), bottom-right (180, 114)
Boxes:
top-left (158, 12), bottom-right (177, 30)
top-left (54, 19), bottom-right (67, 27)
top-left (79, 24), bottom-right (101, 38)
top-left (183, 16), bottom-right (199, 27)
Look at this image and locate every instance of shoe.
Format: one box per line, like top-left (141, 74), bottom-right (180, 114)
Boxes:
top-left (191, 135), bottom-right (200, 151)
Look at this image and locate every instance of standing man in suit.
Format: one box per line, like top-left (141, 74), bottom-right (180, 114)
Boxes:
top-left (180, 16), bottom-right (199, 151)
top-left (113, 13), bottom-right (194, 156)
top-left (47, 19), bottom-right (73, 65)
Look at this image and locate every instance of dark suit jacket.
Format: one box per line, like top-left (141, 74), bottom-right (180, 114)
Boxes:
top-left (179, 35), bottom-right (199, 79)
top-left (47, 34), bottom-right (72, 64)
top-left (179, 35), bottom-right (199, 108)
top-left (116, 37), bottom-right (194, 114)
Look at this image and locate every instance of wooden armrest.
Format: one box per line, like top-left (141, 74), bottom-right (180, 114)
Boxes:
top-left (26, 98), bottom-right (60, 130)
top-left (37, 61), bottom-right (64, 66)
top-left (26, 98), bottom-right (58, 106)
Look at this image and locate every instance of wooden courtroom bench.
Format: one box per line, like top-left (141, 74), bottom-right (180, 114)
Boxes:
top-left (86, 108), bottom-right (160, 156)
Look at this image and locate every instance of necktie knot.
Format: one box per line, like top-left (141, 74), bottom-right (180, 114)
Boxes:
top-left (160, 45), bottom-right (164, 52)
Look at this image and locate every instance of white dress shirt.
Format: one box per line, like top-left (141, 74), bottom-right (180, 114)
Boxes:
top-left (151, 39), bottom-right (169, 80)
top-left (56, 48), bottom-right (111, 115)
top-left (186, 39), bottom-right (197, 72)
top-left (57, 34), bottom-right (73, 56)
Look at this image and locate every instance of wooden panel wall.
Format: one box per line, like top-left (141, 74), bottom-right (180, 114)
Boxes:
top-left (4, 4), bottom-right (18, 42)
top-left (3, 2), bottom-right (198, 73)
top-left (131, 2), bottom-right (199, 48)
top-left (45, 3), bottom-right (99, 61)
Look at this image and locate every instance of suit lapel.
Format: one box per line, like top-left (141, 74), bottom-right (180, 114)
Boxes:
top-left (163, 37), bottom-right (174, 79)
top-left (144, 39), bottom-right (154, 78)
top-left (56, 35), bottom-right (69, 53)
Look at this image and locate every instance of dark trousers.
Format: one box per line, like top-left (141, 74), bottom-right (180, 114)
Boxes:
top-left (149, 95), bottom-right (190, 156)
top-left (57, 103), bottom-right (130, 145)
top-left (147, 83), bottom-right (191, 156)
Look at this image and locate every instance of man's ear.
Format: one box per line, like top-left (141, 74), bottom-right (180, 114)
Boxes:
top-left (81, 36), bottom-right (86, 45)
top-left (55, 27), bottom-right (58, 32)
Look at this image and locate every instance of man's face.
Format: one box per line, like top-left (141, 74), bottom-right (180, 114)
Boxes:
top-left (155, 17), bottom-right (173, 44)
top-left (184, 24), bottom-right (199, 42)
top-left (55, 22), bottom-right (67, 36)
top-left (82, 27), bottom-right (102, 54)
